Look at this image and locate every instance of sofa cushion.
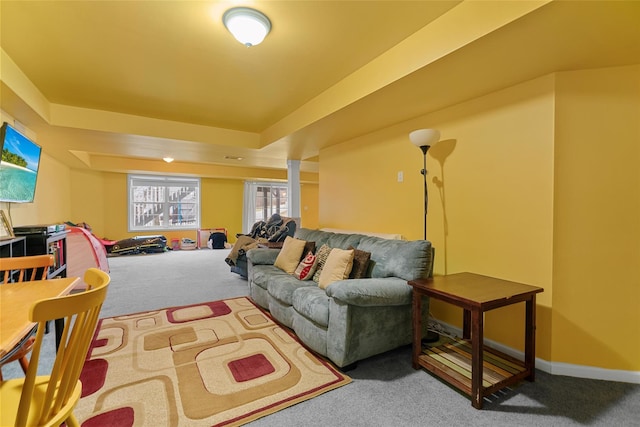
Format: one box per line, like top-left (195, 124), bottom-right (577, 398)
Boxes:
top-left (319, 248), bottom-right (354, 289)
top-left (267, 274), bottom-right (316, 306)
top-left (246, 247), bottom-right (280, 265)
top-left (274, 236), bottom-right (307, 274)
top-left (292, 286), bottom-right (330, 327)
top-left (357, 237), bottom-right (433, 281)
top-left (296, 228), bottom-right (364, 251)
top-left (326, 277), bottom-right (412, 306)
top-left (251, 265), bottom-right (287, 291)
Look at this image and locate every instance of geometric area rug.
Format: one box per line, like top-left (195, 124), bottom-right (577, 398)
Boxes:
top-left (76, 297), bottom-right (351, 426)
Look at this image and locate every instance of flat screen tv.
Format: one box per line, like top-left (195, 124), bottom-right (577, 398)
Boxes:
top-left (0, 122), bottom-right (42, 203)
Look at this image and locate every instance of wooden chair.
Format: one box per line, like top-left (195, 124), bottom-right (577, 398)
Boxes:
top-left (0, 255), bottom-right (55, 380)
top-left (0, 254), bottom-right (54, 283)
top-left (82, 267), bottom-right (107, 290)
top-left (0, 268), bottom-right (110, 427)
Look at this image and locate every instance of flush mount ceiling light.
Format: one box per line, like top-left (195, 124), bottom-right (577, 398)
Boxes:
top-left (223, 7), bottom-right (271, 47)
top-left (163, 157), bottom-right (174, 163)
top-left (224, 155), bottom-right (244, 161)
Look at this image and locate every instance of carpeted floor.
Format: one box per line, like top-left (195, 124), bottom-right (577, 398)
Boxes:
top-left (76, 297), bottom-right (350, 426)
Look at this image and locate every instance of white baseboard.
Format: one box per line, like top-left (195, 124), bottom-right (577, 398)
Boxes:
top-left (547, 362), bottom-right (640, 384)
top-left (431, 320), bottom-right (640, 384)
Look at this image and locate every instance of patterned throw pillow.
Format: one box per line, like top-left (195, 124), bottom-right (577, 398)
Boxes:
top-left (312, 244), bottom-right (332, 283)
top-left (294, 251), bottom-right (318, 280)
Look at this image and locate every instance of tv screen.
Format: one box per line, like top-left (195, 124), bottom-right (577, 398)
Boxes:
top-left (0, 122), bottom-right (42, 203)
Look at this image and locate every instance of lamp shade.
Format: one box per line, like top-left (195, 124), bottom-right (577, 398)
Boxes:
top-left (223, 7), bottom-right (271, 47)
top-left (409, 129), bottom-right (440, 148)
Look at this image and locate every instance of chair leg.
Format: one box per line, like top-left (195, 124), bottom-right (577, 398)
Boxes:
top-left (65, 414), bottom-right (81, 427)
top-left (19, 356), bottom-right (30, 373)
top-left (0, 336), bottom-right (34, 380)
top-left (0, 358), bottom-right (29, 381)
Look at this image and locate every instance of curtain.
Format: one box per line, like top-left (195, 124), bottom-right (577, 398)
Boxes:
top-left (242, 181), bottom-right (258, 234)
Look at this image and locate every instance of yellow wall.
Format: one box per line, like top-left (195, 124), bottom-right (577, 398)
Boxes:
top-left (319, 66), bottom-right (639, 372)
top-left (69, 168), bottom-right (107, 234)
top-left (0, 152), bottom-right (71, 229)
top-left (430, 75), bottom-right (555, 358)
top-left (320, 126), bottom-right (424, 238)
top-left (301, 183), bottom-right (319, 230)
top-left (101, 173), bottom-right (127, 240)
top-left (321, 75), bottom-right (555, 360)
top-left (200, 178), bottom-right (243, 242)
top-left (552, 65), bottom-right (640, 370)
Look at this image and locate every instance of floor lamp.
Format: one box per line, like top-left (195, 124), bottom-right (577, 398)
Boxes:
top-left (410, 129), bottom-right (440, 343)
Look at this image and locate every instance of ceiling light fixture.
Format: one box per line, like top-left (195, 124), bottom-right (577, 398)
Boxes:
top-left (224, 155), bottom-right (244, 161)
top-left (223, 7), bottom-right (271, 47)
top-left (163, 157), bottom-right (174, 163)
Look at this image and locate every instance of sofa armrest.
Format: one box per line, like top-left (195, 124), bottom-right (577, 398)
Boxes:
top-left (246, 248), bottom-right (280, 265)
top-left (325, 277), bottom-right (412, 307)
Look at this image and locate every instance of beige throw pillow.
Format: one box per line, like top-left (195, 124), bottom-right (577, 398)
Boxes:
top-left (318, 248), bottom-right (355, 289)
top-left (274, 236), bottom-right (307, 274)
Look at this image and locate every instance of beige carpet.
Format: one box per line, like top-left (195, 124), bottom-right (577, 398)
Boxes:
top-left (76, 297), bottom-right (351, 426)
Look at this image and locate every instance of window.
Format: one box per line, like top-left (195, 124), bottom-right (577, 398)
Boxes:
top-left (243, 182), bottom-right (288, 232)
top-left (128, 175), bottom-right (200, 231)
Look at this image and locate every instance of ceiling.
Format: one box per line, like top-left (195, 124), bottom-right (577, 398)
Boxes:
top-left (1, 0), bottom-right (639, 179)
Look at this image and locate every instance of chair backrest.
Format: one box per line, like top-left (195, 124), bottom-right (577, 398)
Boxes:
top-left (83, 266), bottom-right (109, 290)
top-left (14, 268), bottom-right (110, 427)
top-left (0, 254), bottom-right (54, 283)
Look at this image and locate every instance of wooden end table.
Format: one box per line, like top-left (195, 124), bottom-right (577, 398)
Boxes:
top-left (409, 272), bottom-right (543, 409)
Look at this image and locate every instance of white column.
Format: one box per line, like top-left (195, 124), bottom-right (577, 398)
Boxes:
top-left (287, 160), bottom-right (301, 226)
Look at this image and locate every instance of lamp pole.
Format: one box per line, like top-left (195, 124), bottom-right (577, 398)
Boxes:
top-left (420, 145), bottom-right (430, 240)
top-left (409, 129), bottom-right (439, 241)
top-left (419, 144), bottom-right (440, 343)
top-left (410, 129), bottom-right (441, 344)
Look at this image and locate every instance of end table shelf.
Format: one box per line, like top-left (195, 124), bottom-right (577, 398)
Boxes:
top-left (419, 336), bottom-right (529, 398)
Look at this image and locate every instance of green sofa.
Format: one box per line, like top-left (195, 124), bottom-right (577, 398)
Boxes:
top-left (246, 228), bottom-right (433, 368)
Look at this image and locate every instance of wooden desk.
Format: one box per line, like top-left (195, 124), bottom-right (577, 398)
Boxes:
top-left (0, 277), bottom-right (79, 359)
top-left (409, 272), bottom-right (543, 409)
